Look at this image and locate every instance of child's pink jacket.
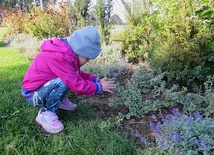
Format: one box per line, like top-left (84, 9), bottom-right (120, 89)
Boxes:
top-left (22, 38), bottom-right (100, 96)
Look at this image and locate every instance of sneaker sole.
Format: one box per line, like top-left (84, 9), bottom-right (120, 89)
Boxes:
top-left (36, 117), bottom-right (64, 134)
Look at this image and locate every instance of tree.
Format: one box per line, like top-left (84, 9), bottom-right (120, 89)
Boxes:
top-left (94, 0), bottom-right (113, 45)
top-left (110, 14), bottom-right (123, 25)
top-left (0, 0), bottom-right (16, 8)
top-left (70, 0), bottom-right (91, 29)
top-left (0, 0), bottom-right (36, 11)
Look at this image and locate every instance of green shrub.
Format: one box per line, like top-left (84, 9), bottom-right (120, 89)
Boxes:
top-left (3, 6), bottom-right (72, 39)
top-left (23, 6), bottom-right (72, 39)
top-left (115, 0), bottom-right (214, 88)
top-left (151, 8), bottom-right (214, 88)
top-left (152, 75), bottom-right (214, 118)
top-left (106, 66), bottom-right (214, 129)
top-left (2, 8), bottom-right (24, 34)
top-left (113, 0), bottom-right (160, 63)
top-left (114, 26), bottom-right (152, 63)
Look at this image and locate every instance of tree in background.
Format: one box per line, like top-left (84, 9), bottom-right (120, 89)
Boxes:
top-left (0, 0), bottom-right (51, 11)
top-left (70, 0), bottom-right (91, 29)
top-left (93, 0), bottom-right (113, 45)
top-left (110, 14), bottom-right (123, 25)
top-left (0, 0), bottom-right (16, 8)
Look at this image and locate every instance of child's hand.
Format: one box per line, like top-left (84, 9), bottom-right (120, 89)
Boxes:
top-left (100, 77), bottom-right (116, 93)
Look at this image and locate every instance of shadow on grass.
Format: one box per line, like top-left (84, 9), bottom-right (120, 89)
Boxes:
top-left (58, 102), bottom-right (97, 123)
top-left (0, 41), bottom-right (6, 47)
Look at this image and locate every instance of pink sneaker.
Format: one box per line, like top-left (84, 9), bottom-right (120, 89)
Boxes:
top-left (59, 98), bottom-right (77, 111)
top-left (36, 109), bottom-right (64, 134)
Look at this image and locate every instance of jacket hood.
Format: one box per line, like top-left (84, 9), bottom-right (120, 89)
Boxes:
top-left (40, 38), bottom-right (73, 55)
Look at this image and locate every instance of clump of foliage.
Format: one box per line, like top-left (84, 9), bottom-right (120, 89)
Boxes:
top-left (23, 6), bottom-right (71, 38)
top-left (70, 0), bottom-right (91, 29)
top-left (3, 6), bottom-right (72, 39)
top-left (113, 0), bottom-right (160, 63)
top-left (150, 109), bottom-right (214, 155)
top-left (108, 66), bottom-right (171, 122)
top-left (93, 0), bottom-right (113, 45)
top-left (2, 8), bottom-right (24, 34)
top-left (115, 0), bottom-right (214, 88)
top-left (6, 33), bottom-right (43, 58)
top-left (105, 65), bottom-right (214, 127)
top-left (162, 76), bottom-right (214, 117)
top-left (151, 0), bottom-right (214, 88)
top-left (2, 1), bottom-right (114, 45)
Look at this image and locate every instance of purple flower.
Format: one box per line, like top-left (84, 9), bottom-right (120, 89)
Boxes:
top-left (140, 137), bottom-right (148, 146)
top-left (113, 73), bottom-right (118, 77)
top-left (172, 108), bottom-right (181, 117)
top-left (187, 117), bottom-right (194, 123)
top-left (135, 131), bottom-right (140, 138)
top-left (159, 139), bottom-right (169, 149)
top-left (149, 122), bottom-right (154, 128)
top-left (194, 139), bottom-right (200, 147)
top-left (159, 110), bottom-right (165, 119)
top-left (167, 132), bottom-right (183, 142)
top-left (156, 122), bottom-right (161, 132)
top-left (165, 114), bottom-right (174, 120)
top-left (175, 152), bottom-right (182, 155)
top-left (159, 139), bottom-right (165, 149)
top-left (150, 114), bottom-right (157, 121)
top-left (174, 132), bottom-right (183, 142)
top-left (194, 111), bottom-right (202, 119)
top-left (135, 131), bottom-right (148, 146)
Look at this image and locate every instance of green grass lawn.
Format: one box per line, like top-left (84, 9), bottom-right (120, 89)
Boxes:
top-left (0, 28), bottom-right (142, 155)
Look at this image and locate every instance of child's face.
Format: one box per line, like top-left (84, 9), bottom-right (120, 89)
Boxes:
top-left (78, 55), bottom-right (90, 67)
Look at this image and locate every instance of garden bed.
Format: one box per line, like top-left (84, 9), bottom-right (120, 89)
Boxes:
top-left (76, 70), bottom-right (184, 147)
top-left (75, 62), bottom-right (214, 154)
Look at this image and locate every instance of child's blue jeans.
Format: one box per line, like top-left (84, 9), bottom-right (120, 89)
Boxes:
top-left (25, 78), bottom-right (69, 112)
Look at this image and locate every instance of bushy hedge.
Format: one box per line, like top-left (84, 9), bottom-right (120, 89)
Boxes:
top-left (114, 0), bottom-right (214, 88)
top-left (2, 8), bottom-right (24, 34)
top-left (3, 6), bottom-right (72, 39)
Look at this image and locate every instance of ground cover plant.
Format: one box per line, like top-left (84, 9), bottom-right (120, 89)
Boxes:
top-left (150, 109), bottom-right (214, 155)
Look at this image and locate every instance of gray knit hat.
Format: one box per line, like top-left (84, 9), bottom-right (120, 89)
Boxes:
top-left (68, 26), bottom-right (102, 59)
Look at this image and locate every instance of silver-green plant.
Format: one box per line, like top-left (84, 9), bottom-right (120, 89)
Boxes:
top-left (203, 76), bottom-right (214, 117)
top-left (109, 65), bottom-right (170, 122)
top-left (150, 109), bottom-right (214, 155)
top-left (6, 33), bottom-right (43, 59)
top-left (164, 76), bottom-right (214, 117)
top-left (82, 42), bottom-right (129, 79)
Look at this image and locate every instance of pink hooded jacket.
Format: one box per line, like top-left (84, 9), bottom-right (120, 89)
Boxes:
top-left (22, 38), bottom-right (101, 96)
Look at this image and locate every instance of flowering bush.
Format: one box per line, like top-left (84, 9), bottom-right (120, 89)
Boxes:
top-left (150, 109), bottom-right (214, 155)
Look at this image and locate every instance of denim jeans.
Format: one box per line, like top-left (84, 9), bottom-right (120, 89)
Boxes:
top-left (25, 78), bottom-right (69, 112)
